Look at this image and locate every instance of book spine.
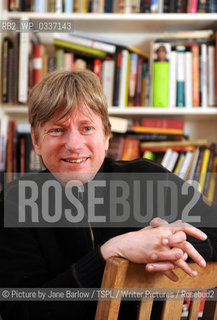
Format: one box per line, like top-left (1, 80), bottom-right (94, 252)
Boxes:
top-left (55, 0), bottom-right (63, 12)
top-left (208, 46), bottom-right (216, 106)
top-left (169, 0), bottom-right (176, 12)
top-left (188, 0), bottom-right (198, 12)
top-left (125, 0), bottom-right (132, 12)
top-left (64, 0), bottom-right (74, 13)
top-left (56, 49), bottom-right (64, 71)
top-left (33, 44), bottom-right (43, 85)
top-left (158, 0), bottom-right (164, 13)
top-left (34, 0), bottom-right (45, 12)
top-left (128, 53), bottom-right (138, 106)
top-left (150, 0), bottom-right (158, 12)
top-left (118, 50), bottom-right (130, 107)
top-left (93, 59), bottom-right (101, 78)
top-left (135, 57), bottom-right (143, 106)
top-left (141, 118), bottom-right (184, 130)
top-left (191, 45), bottom-right (200, 107)
top-left (55, 34), bottom-right (116, 54)
top-left (197, 0), bottom-right (208, 12)
top-left (53, 39), bottom-right (107, 57)
top-left (176, 46), bottom-right (185, 107)
top-left (153, 62), bottom-right (170, 107)
top-left (64, 53), bottom-right (72, 71)
top-left (169, 50), bottom-right (177, 108)
top-left (140, 0), bottom-right (151, 12)
top-left (18, 31), bottom-right (29, 103)
top-left (141, 61), bottom-right (148, 106)
top-left (185, 51), bottom-right (192, 108)
top-left (201, 43), bottom-right (208, 108)
top-left (113, 50), bottom-right (122, 106)
top-left (209, 0), bottom-right (217, 12)
top-left (176, 0), bottom-right (183, 12)
top-left (104, 0), bottom-right (113, 12)
top-left (102, 60), bottom-right (115, 107)
top-left (2, 38), bottom-right (9, 103)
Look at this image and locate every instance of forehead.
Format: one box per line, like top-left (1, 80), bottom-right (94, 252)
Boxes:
top-left (43, 105), bottom-right (102, 126)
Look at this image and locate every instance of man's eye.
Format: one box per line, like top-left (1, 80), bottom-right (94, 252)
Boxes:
top-left (48, 128), bottom-right (64, 135)
top-left (83, 126), bottom-right (92, 132)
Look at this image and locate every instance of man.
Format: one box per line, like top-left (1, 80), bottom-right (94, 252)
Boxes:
top-left (0, 70), bottom-right (216, 320)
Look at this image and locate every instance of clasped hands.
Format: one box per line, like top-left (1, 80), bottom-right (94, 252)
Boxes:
top-left (100, 218), bottom-right (207, 282)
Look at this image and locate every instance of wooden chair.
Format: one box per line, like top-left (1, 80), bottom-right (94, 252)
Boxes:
top-left (95, 257), bottom-right (217, 320)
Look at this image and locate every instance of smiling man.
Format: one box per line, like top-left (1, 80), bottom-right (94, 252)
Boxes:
top-left (1, 70), bottom-right (217, 320)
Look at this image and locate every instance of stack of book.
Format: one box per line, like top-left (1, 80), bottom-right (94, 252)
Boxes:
top-left (1, 31), bottom-right (149, 107)
top-left (150, 30), bottom-right (217, 108)
top-left (8, 0), bottom-right (217, 13)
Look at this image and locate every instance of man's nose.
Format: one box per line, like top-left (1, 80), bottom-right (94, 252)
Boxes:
top-left (63, 129), bottom-right (83, 151)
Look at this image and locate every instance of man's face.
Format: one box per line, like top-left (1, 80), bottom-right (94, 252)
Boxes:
top-left (31, 107), bottom-right (109, 185)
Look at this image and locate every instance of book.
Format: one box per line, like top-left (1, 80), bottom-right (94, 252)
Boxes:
top-left (33, 44), bottom-right (43, 85)
top-left (176, 46), bottom-right (185, 107)
top-left (161, 148), bottom-right (173, 169)
top-left (203, 144), bottom-right (216, 196)
top-left (174, 153), bottom-right (185, 175)
top-left (118, 50), bottom-right (130, 107)
top-left (107, 136), bottom-right (125, 160)
top-left (198, 148), bottom-right (211, 193)
top-left (64, 0), bottom-right (74, 13)
top-left (191, 44), bottom-right (200, 107)
top-left (2, 37), bottom-right (13, 103)
top-left (0, 115), bottom-right (8, 172)
top-left (152, 43), bottom-right (171, 107)
top-left (200, 43), bottom-right (208, 108)
top-left (18, 31), bottom-right (30, 103)
top-left (102, 60), bottom-right (115, 107)
top-left (121, 138), bottom-right (140, 161)
top-left (135, 57), bottom-right (143, 106)
top-left (208, 45), bottom-right (216, 106)
top-left (186, 148), bottom-right (200, 181)
top-left (128, 53), bottom-right (138, 106)
top-left (54, 33), bottom-right (116, 54)
top-left (197, 0), bottom-right (208, 12)
top-left (185, 50), bottom-right (192, 108)
top-left (169, 50), bottom-right (177, 108)
top-left (109, 117), bottom-right (129, 133)
top-left (131, 126), bottom-right (184, 135)
top-left (141, 139), bottom-right (207, 151)
top-left (161, 30), bottom-right (213, 40)
top-left (140, 118), bottom-right (185, 131)
top-left (187, 0), bottom-right (199, 13)
top-left (178, 151), bottom-right (193, 179)
top-left (209, 0), bottom-right (217, 12)
top-left (53, 38), bottom-right (107, 58)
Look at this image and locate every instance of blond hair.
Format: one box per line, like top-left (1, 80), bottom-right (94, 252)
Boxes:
top-left (28, 70), bottom-right (111, 140)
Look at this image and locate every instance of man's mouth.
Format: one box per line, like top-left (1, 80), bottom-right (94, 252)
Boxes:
top-left (62, 157), bottom-right (89, 163)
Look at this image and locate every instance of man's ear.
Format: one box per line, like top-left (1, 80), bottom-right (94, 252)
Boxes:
top-left (31, 127), bottom-right (41, 156)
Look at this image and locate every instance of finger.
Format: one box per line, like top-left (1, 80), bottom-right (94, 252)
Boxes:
top-left (145, 262), bottom-right (175, 272)
top-left (176, 241), bottom-right (206, 268)
top-left (168, 220), bottom-right (207, 241)
top-left (163, 270), bottom-right (179, 282)
top-left (165, 231), bottom-right (187, 245)
top-left (150, 217), bottom-right (168, 228)
top-left (183, 253), bottom-right (188, 261)
top-left (174, 259), bottom-right (198, 277)
top-left (150, 248), bottom-right (184, 262)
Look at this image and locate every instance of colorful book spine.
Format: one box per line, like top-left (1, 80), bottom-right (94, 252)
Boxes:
top-left (53, 39), bottom-right (107, 57)
top-left (187, 0), bottom-right (198, 13)
top-left (33, 44), bottom-right (43, 85)
top-left (118, 50), bottom-right (130, 107)
top-left (93, 59), bottom-right (101, 78)
top-left (208, 46), bottom-right (216, 106)
top-left (18, 30), bottom-right (30, 103)
top-left (64, 0), bottom-right (74, 13)
top-left (176, 46), bottom-right (185, 107)
top-left (191, 45), bottom-right (200, 106)
top-left (34, 0), bottom-right (45, 12)
top-left (128, 53), bottom-right (138, 106)
top-left (102, 60), bottom-right (115, 107)
top-left (169, 50), bottom-right (177, 108)
top-left (135, 57), bottom-right (143, 106)
top-left (153, 61), bottom-right (169, 107)
top-left (56, 0), bottom-right (63, 12)
top-left (150, 0), bottom-right (158, 12)
top-left (197, 0), bottom-right (208, 12)
top-left (185, 51), bottom-right (192, 108)
top-left (201, 44), bottom-right (208, 108)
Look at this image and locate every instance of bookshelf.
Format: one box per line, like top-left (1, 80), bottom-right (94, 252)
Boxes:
top-left (1, 3), bottom-right (217, 144)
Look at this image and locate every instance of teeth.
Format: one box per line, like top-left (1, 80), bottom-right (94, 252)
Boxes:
top-left (65, 158), bottom-right (87, 163)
